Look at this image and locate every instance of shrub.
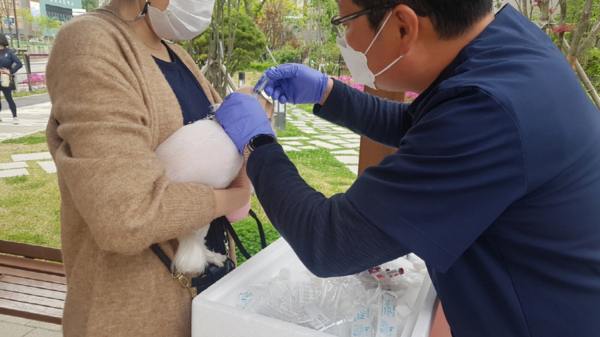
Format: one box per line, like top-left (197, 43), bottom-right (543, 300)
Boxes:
top-left (244, 62), bottom-right (277, 73)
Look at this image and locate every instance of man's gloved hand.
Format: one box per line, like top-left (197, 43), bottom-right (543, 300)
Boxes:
top-left (215, 93), bottom-right (275, 155)
top-left (257, 63), bottom-right (329, 104)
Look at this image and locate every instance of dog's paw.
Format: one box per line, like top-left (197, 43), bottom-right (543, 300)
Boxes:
top-left (205, 250), bottom-right (227, 267)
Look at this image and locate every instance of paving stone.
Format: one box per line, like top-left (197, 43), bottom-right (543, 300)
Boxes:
top-left (314, 135), bottom-right (340, 140)
top-left (300, 129), bottom-right (318, 134)
top-left (333, 127), bottom-right (350, 132)
top-left (278, 136), bottom-right (310, 141)
top-left (0, 162), bottom-right (28, 170)
top-left (23, 329), bottom-right (62, 337)
top-left (37, 161), bottom-right (57, 174)
top-left (329, 140), bottom-right (349, 144)
top-left (11, 152), bottom-right (52, 162)
top-left (0, 168), bottom-right (29, 178)
top-left (298, 146), bottom-right (318, 150)
top-left (281, 145), bottom-right (301, 152)
top-left (308, 140), bottom-right (341, 149)
top-left (331, 150), bottom-right (359, 155)
top-left (340, 134), bottom-right (361, 139)
top-left (25, 320), bottom-right (62, 332)
top-left (0, 321), bottom-right (34, 337)
top-left (342, 143), bottom-right (361, 148)
top-left (281, 141), bottom-right (303, 146)
top-left (335, 156), bottom-right (359, 164)
top-left (346, 165), bottom-right (359, 175)
top-left (0, 315), bottom-right (32, 325)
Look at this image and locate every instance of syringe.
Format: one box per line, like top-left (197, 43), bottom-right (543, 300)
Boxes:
top-left (252, 77), bottom-right (271, 98)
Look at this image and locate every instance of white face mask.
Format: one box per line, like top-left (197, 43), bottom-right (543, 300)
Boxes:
top-left (145, 0), bottom-right (215, 41)
top-left (336, 12), bottom-right (403, 90)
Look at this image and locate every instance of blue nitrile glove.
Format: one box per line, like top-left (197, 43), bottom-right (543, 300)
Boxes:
top-left (215, 93), bottom-right (275, 154)
top-left (256, 63), bottom-right (329, 104)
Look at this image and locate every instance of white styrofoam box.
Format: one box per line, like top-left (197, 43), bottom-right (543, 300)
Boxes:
top-left (192, 238), bottom-right (437, 337)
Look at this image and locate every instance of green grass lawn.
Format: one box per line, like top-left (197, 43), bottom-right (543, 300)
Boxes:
top-left (0, 113), bottom-right (357, 264)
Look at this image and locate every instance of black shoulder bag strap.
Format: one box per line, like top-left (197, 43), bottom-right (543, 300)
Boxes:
top-left (150, 210), bottom-right (267, 297)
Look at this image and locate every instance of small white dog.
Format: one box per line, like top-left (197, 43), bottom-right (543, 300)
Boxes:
top-left (155, 85), bottom-right (273, 275)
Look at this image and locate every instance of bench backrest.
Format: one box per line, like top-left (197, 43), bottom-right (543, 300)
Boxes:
top-left (0, 240), bottom-right (62, 263)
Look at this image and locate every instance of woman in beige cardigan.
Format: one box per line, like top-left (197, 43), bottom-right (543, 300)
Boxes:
top-left (45, 0), bottom-right (251, 335)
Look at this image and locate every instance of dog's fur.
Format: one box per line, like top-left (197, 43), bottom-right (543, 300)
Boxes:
top-left (156, 118), bottom-right (242, 274)
top-left (155, 85), bottom-right (274, 275)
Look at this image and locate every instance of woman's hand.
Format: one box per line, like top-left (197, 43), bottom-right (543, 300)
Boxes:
top-left (1, 68), bottom-right (11, 75)
top-left (213, 162), bottom-right (252, 219)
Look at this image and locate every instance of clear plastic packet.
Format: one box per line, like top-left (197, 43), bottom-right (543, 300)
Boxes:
top-left (375, 291), bottom-right (399, 337)
top-left (350, 305), bottom-right (374, 337)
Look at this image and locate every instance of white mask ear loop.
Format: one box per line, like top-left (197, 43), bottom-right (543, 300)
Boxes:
top-left (365, 11), bottom-right (404, 77)
top-left (364, 11), bottom-right (394, 55)
top-left (374, 54), bottom-right (404, 77)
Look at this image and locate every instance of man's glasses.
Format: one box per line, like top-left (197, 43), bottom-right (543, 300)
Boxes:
top-left (330, 3), bottom-right (428, 38)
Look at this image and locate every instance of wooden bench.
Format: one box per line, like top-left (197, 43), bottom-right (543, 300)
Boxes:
top-left (0, 240), bottom-right (65, 324)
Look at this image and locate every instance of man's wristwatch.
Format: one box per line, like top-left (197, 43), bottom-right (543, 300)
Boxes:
top-left (244, 134), bottom-right (277, 160)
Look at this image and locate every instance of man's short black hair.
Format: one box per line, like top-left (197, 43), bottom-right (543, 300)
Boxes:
top-left (350, 0), bottom-right (493, 39)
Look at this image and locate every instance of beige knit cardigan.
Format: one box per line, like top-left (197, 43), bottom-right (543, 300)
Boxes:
top-left (46, 10), bottom-right (224, 336)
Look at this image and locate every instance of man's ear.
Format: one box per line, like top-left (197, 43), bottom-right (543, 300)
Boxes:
top-left (393, 5), bottom-right (420, 56)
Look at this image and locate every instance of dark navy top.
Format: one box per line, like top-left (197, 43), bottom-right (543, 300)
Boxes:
top-left (154, 44), bottom-right (228, 254)
top-left (247, 5), bottom-right (600, 336)
top-left (0, 48), bottom-right (22, 74)
top-left (154, 44), bottom-right (212, 125)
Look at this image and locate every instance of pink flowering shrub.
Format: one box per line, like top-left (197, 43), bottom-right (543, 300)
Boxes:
top-left (22, 73), bottom-right (46, 90)
top-left (405, 92), bottom-right (419, 103)
top-left (333, 75), bottom-right (364, 91)
top-left (333, 75), bottom-right (419, 103)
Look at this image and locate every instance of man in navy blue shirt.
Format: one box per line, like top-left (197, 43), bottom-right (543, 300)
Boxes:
top-left (214, 1), bottom-right (600, 335)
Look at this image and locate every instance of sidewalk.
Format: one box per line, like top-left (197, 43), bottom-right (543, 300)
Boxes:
top-left (0, 315), bottom-right (62, 337)
top-left (0, 94), bottom-right (51, 142)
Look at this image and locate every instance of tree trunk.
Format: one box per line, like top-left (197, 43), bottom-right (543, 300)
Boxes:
top-left (567, 0), bottom-right (595, 60)
top-left (257, 0), bottom-right (268, 15)
top-left (563, 38), bottom-right (600, 109)
top-left (243, 0), bottom-right (252, 18)
top-left (538, 0), bottom-right (550, 32)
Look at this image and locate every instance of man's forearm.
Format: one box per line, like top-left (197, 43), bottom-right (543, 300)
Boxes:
top-left (247, 144), bottom-right (409, 277)
top-left (314, 80), bottom-right (413, 148)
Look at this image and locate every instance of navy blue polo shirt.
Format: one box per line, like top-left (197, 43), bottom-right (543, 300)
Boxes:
top-left (247, 4), bottom-right (600, 337)
top-left (342, 5), bottom-right (600, 336)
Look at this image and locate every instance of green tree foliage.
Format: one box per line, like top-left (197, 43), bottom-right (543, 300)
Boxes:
top-left (18, 9), bottom-right (61, 39)
top-left (81, 0), bottom-right (98, 12)
top-left (255, 0), bottom-right (300, 49)
top-left (181, 11), bottom-right (267, 75)
top-left (271, 45), bottom-right (302, 63)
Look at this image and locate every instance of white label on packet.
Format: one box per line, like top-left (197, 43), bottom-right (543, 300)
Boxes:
top-left (351, 306), bottom-right (372, 337)
top-left (299, 303), bottom-right (333, 331)
top-left (235, 291), bottom-right (254, 310)
top-left (376, 292), bottom-right (398, 337)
